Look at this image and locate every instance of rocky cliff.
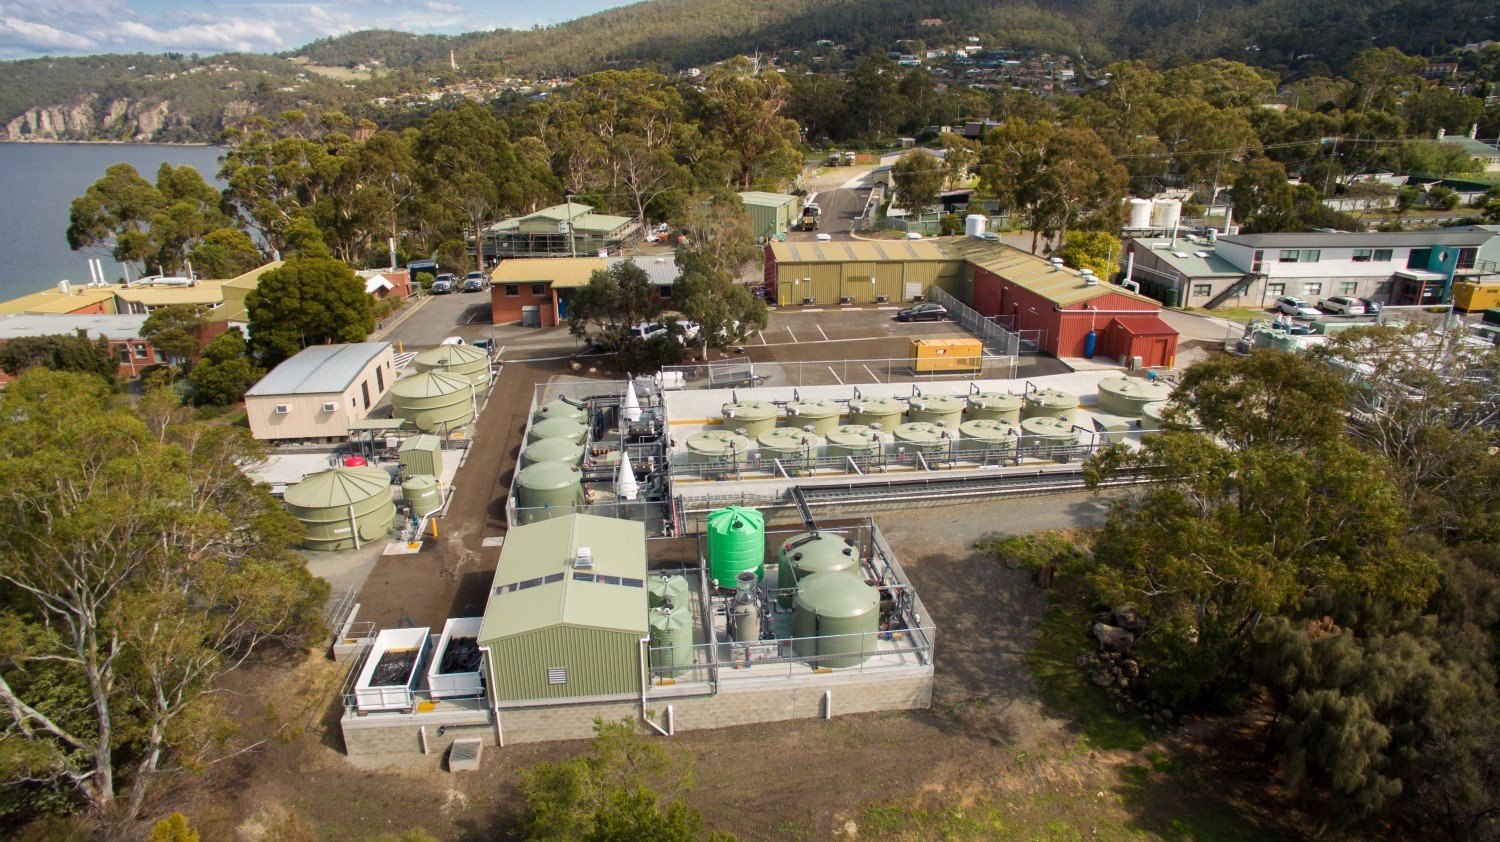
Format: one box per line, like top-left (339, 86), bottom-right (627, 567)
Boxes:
top-left (4, 96), bottom-right (209, 142)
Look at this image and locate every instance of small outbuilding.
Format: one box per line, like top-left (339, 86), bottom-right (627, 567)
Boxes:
top-left (738, 191), bottom-right (802, 239)
top-left (244, 342), bottom-right (396, 441)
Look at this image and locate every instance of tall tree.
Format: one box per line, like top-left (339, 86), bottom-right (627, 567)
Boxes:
top-left (187, 229), bottom-right (263, 279)
top-left (890, 150), bottom-right (945, 218)
top-left (140, 304), bottom-right (208, 367)
top-left (245, 255), bottom-right (372, 366)
top-left (67, 163), bottom-right (231, 276)
top-left (692, 57), bottom-right (802, 189)
top-left (0, 334), bottom-right (117, 382)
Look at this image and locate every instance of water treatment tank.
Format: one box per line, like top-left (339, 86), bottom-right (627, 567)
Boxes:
top-left (397, 434), bottom-right (443, 478)
top-left (391, 371), bottom-right (474, 433)
top-left (1020, 415), bottom-right (1078, 448)
top-left (686, 430), bottom-right (751, 465)
top-left (906, 394), bottom-right (965, 426)
top-left (959, 418), bottom-right (1020, 452)
top-left (534, 397), bottom-right (587, 424)
top-left (784, 398), bottom-right (842, 435)
top-left (284, 466), bottom-right (396, 552)
top-left (1095, 377), bottom-right (1174, 417)
top-left (777, 531), bottom-right (859, 608)
top-left (514, 461), bottom-right (584, 524)
top-left (413, 343), bottom-right (490, 386)
top-left (1141, 401), bottom-right (1168, 431)
top-left (824, 424), bottom-right (886, 457)
top-left (757, 426), bottom-right (824, 463)
top-left (721, 400), bottom-right (778, 437)
top-left (791, 572), bottom-right (880, 668)
top-left (519, 436), bottom-right (584, 470)
top-left (847, 395), bottom-right (904, 429)
top-left (648, 602), bottom-right (694, 678)
top-left (527, 416), bottom-right (588, 445)
top-left (966, 391), bottom-right (1024, 423)
top-left (1128, 197), bottom-right (1154, 229)
top-left (892, 421), bottom-right (955, 455)
top-left (706, 506), bottom-right (766, 587)
top-left (401, 474), bottom-right (441, 517)
top-left (964, 213), bottom-right (988, 238)
top-left (648, 574), bottom-right (690, 609)
top-left (1152, 198), bottom-right (1182, 231)
top-left (1022, 388), bottom-right (1080, 424)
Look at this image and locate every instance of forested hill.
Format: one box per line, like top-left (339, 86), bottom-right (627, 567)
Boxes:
top-left (1, 0), bottom-right (1496, 143)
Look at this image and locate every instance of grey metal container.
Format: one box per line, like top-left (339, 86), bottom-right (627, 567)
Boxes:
top-left (721, 400), bottom-right (778, 437)
top-left (1095, 377), bottom-right (1173, 417)
top-left (284, 466), bottom-right (396, 551)
top-left (513, 460), bottom-right (584, 524)
top-left (965, 391), bottom-right (1023, 423)
top-left (847, 395), bottom-right (904, 429)
top-left (791, 571), bottom-right (879, 668)
top-left (783, 399), bottom-right (842, 435)
top-left (1022, 388), bottom-right (1080, 424)
top-left (906, 395), bottom-right (965, 427)
top-left (776, 531), bottom-right (860, 609)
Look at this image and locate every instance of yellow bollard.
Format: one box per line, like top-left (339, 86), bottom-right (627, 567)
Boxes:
top-left (430, 518), bottom-right (439, 538)
top-left (398, 340), bottom-right (405, 353)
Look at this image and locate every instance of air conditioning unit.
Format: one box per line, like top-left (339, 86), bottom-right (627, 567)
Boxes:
top-left (274, 404), bottom-right (291, 414)
top-left (322, 402), bottom-right (337, 412)
top-left (573, 547), bottom-right (594, 569)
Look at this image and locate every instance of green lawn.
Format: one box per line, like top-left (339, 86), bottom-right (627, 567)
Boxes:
top-left (1026, 604), bottom-right (1152, 752)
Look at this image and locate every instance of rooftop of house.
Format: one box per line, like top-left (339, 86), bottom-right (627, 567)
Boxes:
top-left (245, 342), bottom-right (393, 397)
top-left (1219, 230), bottom-right (1496, 249)
top-left (737, 191), bottom-right (801, 208)
top-left (489, 204), bottom-right (636, 234)
top-left (0, 285), bottom-right (118, 315)
top-left (489, 255), bottom-right (680, 288)
top-left (947, 237), bottom-right (1159, 307)
top-left (1125, 238), bottom-right (1245, 278)
top-left (768, 239), bottom-right (956, 263)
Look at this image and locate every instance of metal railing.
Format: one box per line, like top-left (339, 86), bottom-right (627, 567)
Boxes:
top-left (662, 354), bottom-right (1020, 389)
top-left (925, 285), bottom-right (1039, 356)
top-left (647, 626), bottom-right (935, 687)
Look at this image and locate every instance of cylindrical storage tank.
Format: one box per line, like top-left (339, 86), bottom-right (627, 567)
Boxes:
top-left (906, 395), bottom-right (965, 426)
top-left (966, 391), bottom-right (1023, 423)
top-left (648, 603), bottom-right (693, 678)
top-left (391, 371), bottom-right (474, 433)
top-left (705, 506), bottom-right (766, 588)
top-left (1152, 198), bottom-right (1181, 231)
top-left (1095, 377), bottom-right (1174, 417)
top-left (519, 436), bottom-right (584, 469)
top-left (791, 572), bottom-right (880, 668)
top-left (784, 399), bottom-right (842, 435)
top-left (1141, 401), bottom-right (1169, 430)
top-left (686, 430), bottom-right (751, 465)
top-left (533, 397), bottom-right (587, 424)
top-left (1020, 416), bottom-right (1078, 449)
top-left (1023, 388), bottom-right (1080, 424)
top-left (721, 400), bottom-right (778, 437)
top-left (513, 461), bottom-right (584, 524)
top-left (959, 418), bottom-right (1019, 453)
top-left (757, 427), bottom-right (824, 468)
top-left (964, 214), bottom-right (988, 237)
top-left (777, 531), bottom-right (859, 608)
top-left (648, 574), bottom-right (690, 609)
top-left (847, 395), bottom-right (904, 429)
top-left (1128, 197), bottom-right (1154, 229)
top-left (284, 466), bottom-right (396, 552)
top-left (413, 343), bottom-right (489, 386)
top-left (527, 416), bottom-right (588, 445)
top-left (401, 474), bottom-right (441, 516)
top-left (892, 421), bottom-right (955, 455)
top-left (824, 424), bottom-right (886, 458)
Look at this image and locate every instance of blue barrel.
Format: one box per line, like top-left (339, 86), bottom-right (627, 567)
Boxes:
top-left (1084, 330), bottom-right (1097, 359)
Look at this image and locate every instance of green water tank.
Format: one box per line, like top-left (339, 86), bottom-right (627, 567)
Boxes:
top-left (791, 571), bottom-right (879, 668)
top-left (514, 461), bottom-right (584, 524)
top-left (527, 416), bottom-right (588, 445)
top-left (391, 371), bottom-right (474, 432)
top-left (519, 436), bottom-right (584, 469)
top-left (686, 430), bottom-right (751, 464)
top-left (401, 474), bottom-right (442, 517)
top-left (958, 418), bottom-right (1019, 452)
top-left (892, 421), bottom-right (956, 454)
top-left (1022, 388), bottom-right (1079, 423)
top-left (706, 506), bottom-right (765, 588)
top-left (777, 531), bottom-right (859, 608)
top-left (1095, 377), bottom-right (1173, 417)
top-left (757, 427), bottom-right (823, 467)
top-left (534, 397), bottom-right (587, 424)
top-left (784, 399), bottom-right (842, 435)
top-left (965, 391), bottom-right (1023, 423)
top-left (824, 424), bottom-right (887, 457)
top-left (648, 574), bottom-right (690, 609)
top-left (1141, 402), bottom-right (1168, 430)
top-left (721, 400), bottom-right (778, 437)
top-left (1020, 415), bottom-right (1077, 448)
top-left (283, 466), bottom-right (396, 552)
top-left (847, 395), bottom-right (904, 430)
top-left (906, 395), bottom-right (965, 427)
top-left (414, 343), bottom-right (490, 385)
top-left (648, 603), bottom-right (694, 678)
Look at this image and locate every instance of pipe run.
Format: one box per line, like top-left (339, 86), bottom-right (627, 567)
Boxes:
top-left (480, 645), bottom-right (503, 747)
top-left (823, 690), bottom-right (833, 719)
top-left (638, 636), bottom-right (671, 736)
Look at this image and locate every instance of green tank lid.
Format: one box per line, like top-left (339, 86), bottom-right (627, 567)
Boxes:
top-left (520, 437), bottom-right (584, 467)
top-left (527, 416), bottom-right (588, 444)
top-left (959, 418), bottom-right (1020, 443)
top-left (534, 397), bottom-right (587, 423)
top-left (390, 370), bottom-right (469, 399)
top-left (967, 392), bottom-right (1023, 412)
top-left (793, 570), bottom-right (878, 618)
top-left (1020, 415), bottom-right (1076, 441)
top-left (284, 465), bottom-right (392, 508)
top-left (686, 429), bottom-right (751, 457)
top-left (907, 395), bottom-right (965, 415)
top-left (757, 426), bottom-right (824, 453)
top-left (892, 421), bottom-right (955, 446)
top-left (826, 424), bottom-right (886, 446)
top-left (1027, 388), bottom-right (1079, 410)
top-left (785, 399), bottom-right (841, 419)
top-left (516, 460), bottom-right (583, 491)
top-left (1098, 377), bottom-right (1173, 402)
top-left (848, 396), bottom-right (903, 416)
top-left (722, 400), bottom-right (778, 422)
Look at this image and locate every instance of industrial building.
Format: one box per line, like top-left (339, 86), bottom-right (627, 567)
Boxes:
top-left (477, 203), bottom-right (640, 259)
top-left (244, 342), bottom-right (397, 442)
top-left (738, 191), bottom-right (802, 239)
top-left (488, 254), bottom-right (678, 326)
top-left (764, 239), bottom-right (961, 305)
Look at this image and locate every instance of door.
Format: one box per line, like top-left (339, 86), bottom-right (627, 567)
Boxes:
top-left (521, 306), bottom-right (541, 327)
top-left (556, 293), bottom-right (567, 318)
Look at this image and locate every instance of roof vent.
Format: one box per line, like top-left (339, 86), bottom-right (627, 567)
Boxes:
top-left (574, 547), bottom-right (594, 569)
top-left (1048, 257), bottom-right (1064, 271)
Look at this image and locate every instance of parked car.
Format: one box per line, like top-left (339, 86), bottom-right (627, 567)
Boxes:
top-left (440, 336), bottom-right (465, 345)
top-left (896, 302), bottom-right (948, 322)
top-left (1360, 298), bottom-right (1384, 316)
top-left (462, 272), bottom-right (488, 292)
top-left (430, 274), bottom-right (456, 294)
top-left (1273, 296), bottom-right (1322, 319)
top-left (815, 232), bottom-right (832, 242)
top-left (629, 319), bottom-right (700, 345)
top-left (472, 338), bottom-right (495, 351)
top-left (1318, 295), bottom-right (1366, 315)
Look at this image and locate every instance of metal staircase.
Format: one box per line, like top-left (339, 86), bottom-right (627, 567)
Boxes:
top-left (1204, 272), bottom-right (1264, 310)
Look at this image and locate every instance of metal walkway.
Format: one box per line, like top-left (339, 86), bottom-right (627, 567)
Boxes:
top-left (790, 466), bottom-right (1156, 509)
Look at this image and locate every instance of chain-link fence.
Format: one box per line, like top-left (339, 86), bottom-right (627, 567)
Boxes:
top-left (661, 355), bottom-right (1020, 389)
top-left (925, 285), bottom-right (1041, 356)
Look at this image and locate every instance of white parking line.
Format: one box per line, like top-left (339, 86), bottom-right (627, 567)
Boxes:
top-left (862, 365), bottom-right (881, 382)
top-left (826, 366), bottom-right (844, 385)
top-left (785, 327), bottom-right (797, 342)
top-left (757, 330), bottom-right (766, 344)
top-left (816, 324), bottom-right (829, 341)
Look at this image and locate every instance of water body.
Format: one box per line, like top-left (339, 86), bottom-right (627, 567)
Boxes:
top-left (0, 142), bottom-right (225, 302)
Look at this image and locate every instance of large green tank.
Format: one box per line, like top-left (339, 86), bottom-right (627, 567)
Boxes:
top-left (1095, 377), bottom-right (1173, 417)
top-left (706, 506), bottom-right (765, 588)
top-left (1022, 388), bottom-right (1080, 424)
top-left (533, 397), bottom-right (587, 424)
top-left (397, 434), bottom-right (444, 478)
top-left (519, 436), bottom-right (584, 469)
top-left (721, 400), bottom-right (778, 437)
top-left (648, 574), bottom-right (690, 609)
top-left (391, 371), bottom-right (474, 432)
top-left (527, 416), bottom-right (588, 445)
top-left (1020, 415), bottom-right (1078, 448)
top-left (648, 603), bottom-right (694, 678)
top-left (776, 531), bottom-right (859, 608)
top-left (413, 343), bottom-right (490, 385)
top-left (513, 461), bottom-right (584, 524)
top-left (958, 418), bottom-right (1019, 453)
top-left (965, 391), bottom-right (1023, 423)
top-left (1141, 401), bottom-right (1168, 430)
top-left (284, 466), bottom-right (396, 551)
top-left (783, 399), bottom-right (842, 435)
top-left (906, 395), bottom-right (965, 427)
top-left (757, 427), bottom-right (823, 469)
top-left (847, 395), bottom-right (904, 430)
top-left (824, 424), bottom-right (886, 457)
top-left (401, 474), bottom-right (442, 516)
top-left (686, 430), bottom-right (751, 465)
top-left (791, 571), bottom-right (880, 668)
top-left (892, 421), bottom-right (955, 455)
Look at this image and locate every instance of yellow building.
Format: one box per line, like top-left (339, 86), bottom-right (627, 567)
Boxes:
top-left (765, 240), bottom-right (961, 306)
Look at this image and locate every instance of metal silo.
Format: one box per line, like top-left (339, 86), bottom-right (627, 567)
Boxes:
top-left (776, 531), bottom-right (860, 608)
top-left (906, 395), bottom-right (965, 427)
top-left (527, 416), bottom-right (588, 445)
top-left (1022, 388), bottom-right (1080, 424)
top-left (965, 391), bottom-right (1023, 423)
top-left (706, 506), bottom-right (766, 587)
top-left (414, 343), bottom-right (490, 386)
top-left (791, 571), bottom-right (879, 668)
top-left (721, 400), bottom-right (778, 437)
top-left (513, 461), bottom-right (585, 524)
top-left (784, 399), bottom-right (842, 435)
top-left (401, 474), bottom-right (442, 516)
top-left (284, 466), bottom-right (396, 551)
top-left (391, 371), bottom-right (474, 433)
top-left (847, 395), bottom-right (904, 429)
top-left (519, 436), bottom-right (584, 469)
top-left (1095, 377), bottom-right (1173, 417)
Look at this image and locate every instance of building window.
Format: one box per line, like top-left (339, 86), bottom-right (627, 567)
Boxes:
top-left (360, 381), bottom-right (371, 410)
top-left (546, 668), bottom-right (568, 685)
top-left (531, 283), bottom-right (546, 296)
top-left (505, 284), bottom-right (520, 297)
top-left (1279, 250), bottom-right (1300, 263)
top-left (1303, 282), bottom-right (1322, 297)
top-left (1252, 250), bottom-right (1265, 272)
top-left (1373, 249), bottom-right (1392, 262)
top-left (1339, 282), bottom-right (1358, 295)
top-left (1192, 283), bottom-right (1212, 298)
top-left (375, 367), bottom-right (384, 392)
top-left (659, 285), bottom-right (673, 299)
top-left (134, 344), bottom-right (149, 359)
top-left (1376, 281), bottom-right (1393, 295)
top-left (1268, 283), bottom-right (1286, 297)
top-left (1353, 249), bottom-right (1373, 262)
top-left (1407, 248), bottom-right (1431, 269)
top-left (1457, 248), bottom-right (1478, 270)
top-left (1301, 250), bottom-right (1320, 263)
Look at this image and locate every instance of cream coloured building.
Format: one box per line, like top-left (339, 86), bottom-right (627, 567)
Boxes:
top-left (245, 342), bottom-right (396, 442)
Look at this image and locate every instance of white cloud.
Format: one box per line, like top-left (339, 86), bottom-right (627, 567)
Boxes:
top-left (111, 19), bottom-right (287, 53)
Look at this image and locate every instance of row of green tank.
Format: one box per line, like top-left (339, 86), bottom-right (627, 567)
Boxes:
top-left (510, 398), bottom-right (594, 525)
top-left (281, 437), bottom-right (450, 551)
top-left (388, 344), bottom-right (489, 433)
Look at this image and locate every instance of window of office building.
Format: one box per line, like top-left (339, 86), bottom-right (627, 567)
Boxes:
top-left (361, 381), bottom-right (371, 410)
top-left (1303, 282), bottom-right (1322, 296)
top-left (1373, 249), bottom-right (1392, 262)
top-left (1339, 282), bottom-right (1358, 295)
top-left (1457, 248), bottom-right (1478, 270)
top-left (1268, 282), bottom-right (1286, 297)
top-left (1279, 250), bottom-right (1300, 262)
top-left (1353, 249), bottom-right (1373, 262)
top-left (1192, 283), bottom-right (1212, 298)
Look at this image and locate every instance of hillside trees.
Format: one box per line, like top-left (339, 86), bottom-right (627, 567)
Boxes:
top-left (67, 163), bottom-right (235, 276)
top-left (890, 150), bottom-right (945, 217)
top-left (140, 304), bottom-right (208, 367)
top-left (979, 119), bottom-right (1127, 252)
top-left (672, 190), bottom-right (768, 354)
top-left (244, 256), bottom-right (373, 366)
top-left (188, 329), bottom-right (265, 406)
top-left (691, 58), bottom-right (802, 189)
top-left (0, 334), bottom-right (117, 382)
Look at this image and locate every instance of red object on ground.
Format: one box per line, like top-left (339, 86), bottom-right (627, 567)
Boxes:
top-left (342, 456), bottom-right (368, 467)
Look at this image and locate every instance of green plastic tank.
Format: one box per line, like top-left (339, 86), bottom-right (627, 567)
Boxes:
top-left (906, 395), bottom-right (965, 427)
top-left (757, 427), bottom-right (823, 467)
top-left (721, 400), bottom-right (778, 437)
top-left (965, 391), bottom-right (1023, 423)
top-left (784, 399), bottom-right (842, 435)
top-left (391, 371), bottom-right (474, 432)
top-left (824, 424), bottom-right (886, 457)
top-left (401, 474), bottom-right (441, 517)
top-left (519, 436), bottom-right (584, 469)
top-left (648, 603), bottom-right (694, 678)
top-left (397, 434), bottom-right (444, 478)
top-left (1095, 377), bottom-right (1173, 417)
top-left (648, 574), bottom-right (690, 609)
top-left (1022, 388), bottom-right (1080, 423)
top-left (534, 397), bottom-right (587, 424)
top-left (958, 418), bottom-right (1019, 453)
top-left (847, 395), bottom-right (904, 429)
top-left (686, 430), bottom-right (751, 464)
top-left (892, 421), bottom-right (955, 454)
top-left (527, 416), bottom-right (588, 445)
top-left (413, 343), bottom-right (490, 385)
top-left (283, 466), bottom-right (396, 552)
top-left (776, 531), bottom-right (859, 608)
top-left (1020, 415), bottom-right (1077, 448)
top-left (513, 461), bottom-right (584, 524)
top-left (706, 506), bottom-right (766, 588)
top-left (791, 571), bottom-right (880, 668)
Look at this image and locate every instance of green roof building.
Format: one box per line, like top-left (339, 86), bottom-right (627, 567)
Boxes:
top-left (479, 203), bottom-right (641, 259)
top-left (738, 191), bottom-right (801, 239)
top-left (478, 514), bottom-right (649, 702)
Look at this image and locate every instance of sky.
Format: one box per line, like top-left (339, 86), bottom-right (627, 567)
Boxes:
top-left (0, 0), bottom-right (636, 59)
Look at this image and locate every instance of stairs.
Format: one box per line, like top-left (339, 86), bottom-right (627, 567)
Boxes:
top-left (1205, 272), bottom-right (1263, 310)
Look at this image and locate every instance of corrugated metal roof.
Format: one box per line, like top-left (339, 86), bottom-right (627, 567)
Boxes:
top-left (1126, 238), bottom-right (1244, 278)
top-left (0, 313), bottom-right (147, 340)
top-left (573, 212), bottom-right (634, 233)
top-left (113, 280), bottom-right (232, 307)
top-left (489, 255), bottom-right (680, 289)
top-left (737, 191), bottom-right (800, 208)
top-left (948, 238), bottom-right (1159, 307)
top-left (220, 260), bottom-right (283, 290)
top-left (1112, 314), bottom-right (1176, 335)
top-left (1220, 230), bottom-right (1495, 248)
top-left (0, 286), bottom-right (118, 315)
top-left (283, 466), bottom-right (392, 508)
top-left (768, 239), bottom-right (957, 263)
top-left (479, 514), bottom-right (648, 642)
top-left (245, 342), bottom-right (392, 397)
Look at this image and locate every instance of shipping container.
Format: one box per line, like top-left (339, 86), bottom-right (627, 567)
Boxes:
top-left (910, 337), bottom-right (983, 372)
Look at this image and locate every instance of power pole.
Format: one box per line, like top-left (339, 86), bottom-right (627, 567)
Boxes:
top-left (565, 194), bottom-right (577, 257)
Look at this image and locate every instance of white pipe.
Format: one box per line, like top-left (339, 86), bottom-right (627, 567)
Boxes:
top-left (1120, 280), bottom-right (1141, 294)
top-left (480, 645), bottom-right (503, 747)
top-left (349, 504), bottom-right (361, 550)
top-left (823, 690), bottom-right (833, 719)
top-left (1124, 252), bottom-right (1135, 285)
top-left (666, 705), bottom-right (675, 736)
top-left (418, 725), bottom-right (428, 755)
top-left (638, 636), bottom-right (670, 736)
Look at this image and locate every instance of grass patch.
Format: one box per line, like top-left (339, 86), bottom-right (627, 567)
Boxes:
top-left (1193, 307), bottom-right (1264, 324)
top-left (1025, 603), bottom-right (1150, 752)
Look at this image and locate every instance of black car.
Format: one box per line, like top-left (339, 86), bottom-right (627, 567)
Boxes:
top-left (1360, 298), bottom-right (1384, 316)
top-left (896, 302), bottom-right (948, 322)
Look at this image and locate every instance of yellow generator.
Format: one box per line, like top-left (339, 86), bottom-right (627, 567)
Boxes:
top-left (910, 338), bottom-right (983, 373)
top-left (1453, 281), bottom-right (1500, 312)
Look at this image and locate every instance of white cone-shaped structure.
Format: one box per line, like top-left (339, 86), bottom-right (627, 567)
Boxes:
top-left (623, 378), bottom-right (642, 422)
top-left (617, 450), bottom-right (639, 501)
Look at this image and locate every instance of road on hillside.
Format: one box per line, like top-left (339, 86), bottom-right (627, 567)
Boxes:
top-left (786, 186), bottom-right (871, 242)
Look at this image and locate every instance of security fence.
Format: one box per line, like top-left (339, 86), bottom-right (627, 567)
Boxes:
top-left (662, 354), bottom-right (1020, 389)
top-left (925, 285), bottom-right (1040, 356)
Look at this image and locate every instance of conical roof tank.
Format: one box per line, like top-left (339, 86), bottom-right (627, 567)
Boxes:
top-left (413, 343), bottom-right (489, 385)
top-left (648, 574), bottom-right (690, 609)
top-left (534, 397), bottom-right (587, 424)
top-left (527, 416), bottom-right (588, 445)
top-left (706, 506), bottom-right (765, 588)
top-left (784, 399), bottom-right (842, 435)
top-left (721, 400), bottom-right (778, 437)
top-left (391, 371), bottom-right (474, 432)
top-left (513, 460), bottom-right (584, 524)
top-left (966, 391), bottom-right (1023, 423)
top-left (777, 531), bottom-right (859, 608)
top-left (519, 436), bottom-right (584, 469)
top-left (284, 466), bottom-right (396, 551)
top-left (648, 603), bottom-right (693, 677)
top-left (791, 571), bottom-right (879, 668)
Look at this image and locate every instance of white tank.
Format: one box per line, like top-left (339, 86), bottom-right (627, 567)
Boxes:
top-left (1127, 198), bottom-right (1153, 229)
top-left (1152, 198), bottom-right (1182, 231)
top-left (57, 279), bottom-right (71, 296)
top-left (964, 214), bottom-right (988, 237)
